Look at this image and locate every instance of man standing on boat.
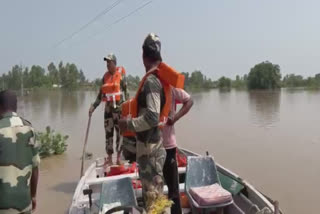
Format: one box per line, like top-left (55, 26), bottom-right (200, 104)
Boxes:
top-left (0, 90), bottom-right (40, 214)
top-left (89, 53), bottom-right (128, 165)
top-left (163, 88), bottom-right (193, 214)
top-left (118, 33), bottom-right (167, 211)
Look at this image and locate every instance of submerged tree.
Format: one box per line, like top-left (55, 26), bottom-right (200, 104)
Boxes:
top-left (247, 61), bottom-right (281, 89)
top-left (218, 76), bottom-right (231, 89)
top-left (181, 70), bottom-right (215, 89)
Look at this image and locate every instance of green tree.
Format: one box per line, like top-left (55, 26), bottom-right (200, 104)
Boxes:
top-left (218, 76), bottom-right (231, 89)
top-left (314, 73), bottom-right (320, 87)
top-left (127, 75), bottom-right (141, 90)
top-left (181, 72), bottom-right (189, 87)
top-left (58, 61), bottom-right (67, 87)
top-left (247, 61), bottom-right (281, 89)
top-left (190, 70), bottom-right (204, 87)
top-left (0, 61), bottom-right (87, 90)
top-left (181, 70), bottom-right (215, 89)
top-left (232, 75), bottom-right (247, 89)
top-left (7, 65), bottom-right (23, 90)
top-left (29, 65), bottom-right (47, 87)
top-left (79, 69), bottom-right (86, 83)
top-left (282, 74), bottom-right (305, 88)
top-left (64, 63), bottom-right (80, 89)
top-left (48, 62), bottom-right (59, 85)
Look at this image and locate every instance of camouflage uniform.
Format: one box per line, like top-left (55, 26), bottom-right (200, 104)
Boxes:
top-left (0, 112), bottom-right (40, 214)
top-left (92, 68), bottom-right (127, 155)
top-left (122, 136), bottom-right (136, 163)
top-left (127, 73), bottom-right (166, 208)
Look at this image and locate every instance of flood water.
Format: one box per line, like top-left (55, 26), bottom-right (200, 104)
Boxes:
top-left (18, 89), bottom-right (320, 214)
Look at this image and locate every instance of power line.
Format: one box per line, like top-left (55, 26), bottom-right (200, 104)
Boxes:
top-left (53, 0), bottom-right (125, 48)
top-left (88, 1), bottom-right (152, 41)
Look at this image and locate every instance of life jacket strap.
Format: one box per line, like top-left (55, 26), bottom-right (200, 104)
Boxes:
top-left (103, 92), bottom-right (123, 108)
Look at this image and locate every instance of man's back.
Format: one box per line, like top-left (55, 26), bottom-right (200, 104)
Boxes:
top-left (0, 112), bottom-right (40, 214)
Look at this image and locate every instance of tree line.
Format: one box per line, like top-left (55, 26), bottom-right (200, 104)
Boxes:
top-left (93, 70), bottom-right (216, 91)
top-left (216, 61), bottom-right (320, 90)
top-left (0, 62), bottom-right (86, 90)
top-left (2, 61), bottom-right (320, 92)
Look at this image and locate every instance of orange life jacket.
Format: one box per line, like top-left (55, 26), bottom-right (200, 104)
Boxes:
top-left (121, 62), bottom-right (185, 137)
top-left (101, 67), bottom-right (125, 102)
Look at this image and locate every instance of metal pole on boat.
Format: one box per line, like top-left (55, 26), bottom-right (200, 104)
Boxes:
top-left (80, 115), bottom-right (92, 178)
top-left (274, 200), bottom-right (280, 214)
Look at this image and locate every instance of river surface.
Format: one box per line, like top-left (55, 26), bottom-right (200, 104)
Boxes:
top-left (17, 89), bottom-right (320, 214)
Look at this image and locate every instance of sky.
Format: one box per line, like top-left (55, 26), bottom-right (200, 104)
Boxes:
top-left (1, 0), bottom-right (320, 80)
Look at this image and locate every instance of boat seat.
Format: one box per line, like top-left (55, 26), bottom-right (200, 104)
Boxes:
top-left (99, 177), bottom-right (137, 213)
top-left (185, 156), bottom-right (233, 213)
top-left (233, 193), bottom-right (260, 214)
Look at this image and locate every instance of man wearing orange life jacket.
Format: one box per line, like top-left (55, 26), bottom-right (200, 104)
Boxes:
top-left (118, 33), bottom-right (185, 212)
top-left (89, 53), bottom-right (127, 165)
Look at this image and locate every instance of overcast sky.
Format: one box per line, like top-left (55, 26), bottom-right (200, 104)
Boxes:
top-left (1, 0), bottom-right (319, 80)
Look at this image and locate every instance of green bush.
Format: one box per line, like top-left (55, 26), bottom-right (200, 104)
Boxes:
top-left (218, 76), bottom-right (232, 89)
top-left (36, 126), bottom-right (68, 158)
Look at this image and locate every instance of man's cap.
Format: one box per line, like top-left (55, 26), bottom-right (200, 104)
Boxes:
top-left (143, 33), bottom-right (161, 54)
top-left (103, 53), bottom-right (117, 64)
top-left (142, 33), bottom-right (162, 61)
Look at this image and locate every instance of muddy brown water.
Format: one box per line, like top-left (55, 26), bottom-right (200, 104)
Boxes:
top-left (17, 89), bottom-right (320, 214)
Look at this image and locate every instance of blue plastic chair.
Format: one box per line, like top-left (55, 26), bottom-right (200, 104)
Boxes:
top-left (185, 156), bottom-right (233, 213)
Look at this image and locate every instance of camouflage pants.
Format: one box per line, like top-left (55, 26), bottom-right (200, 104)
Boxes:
top-left (122, 136), bottom-right (137, 163)
top-left (104, 103), bottom-right (121, 155)
top-left (136, 140), bottom-right (166, 209)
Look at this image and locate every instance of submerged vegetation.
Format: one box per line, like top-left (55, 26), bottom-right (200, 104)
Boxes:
top-left (37, 126), bottom-right (69, 158)
top-left (218, 76), bottom-right (232, 90)
top-left (247, 61), bottom-right (320, 90)
top-left (247, 61), bottom-right (282, 90)
top-left (182, 70), bottom-right (215, 90)
top-left (282, 73), bottom-right (320, 89)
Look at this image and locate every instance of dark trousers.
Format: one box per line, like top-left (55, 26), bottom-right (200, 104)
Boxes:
top-left (163, 147), bottom-right (182, 214)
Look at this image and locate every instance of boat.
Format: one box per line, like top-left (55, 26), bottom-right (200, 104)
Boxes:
top-left (69, 148), bottom-right (281, 214)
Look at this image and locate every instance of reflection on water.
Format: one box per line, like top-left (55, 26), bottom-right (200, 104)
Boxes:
top-left (16, 89), bottom-right (320, 214)
top-left (218, 90), bottom-right (232, 102)
top-left (51, 181), bottom-right (78, 194)
top-left (59, 91), bottom-right (86, 118)
top-left (248, 90), bottom-right (281, 128)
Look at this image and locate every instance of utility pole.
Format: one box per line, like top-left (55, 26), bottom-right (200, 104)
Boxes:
top-left (20, 62), bottom-right (24, 96)
top-left (19, 62), bottom-right (25, 118)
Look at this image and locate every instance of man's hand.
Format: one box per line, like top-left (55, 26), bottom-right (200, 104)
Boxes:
top-left (31, 167), bottom-right (38, 213)
top-left (118, 119), bottom-right (128, 133)
top-left (32, 197), bottom-right (36, 212)
top-left (166, 117), bottom-right (176, 126)
top-left (89, 106), bottom-right (95, 117)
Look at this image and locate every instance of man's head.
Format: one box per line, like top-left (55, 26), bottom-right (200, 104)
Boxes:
top-left (104, 53), bottom-right (117, 74)
top-left (0, 90), bottom-right (17, 116)
top-left (142, 33), bottom-right (162, 71)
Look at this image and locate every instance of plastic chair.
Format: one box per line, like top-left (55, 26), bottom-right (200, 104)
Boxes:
top-left (99, 177), bottom-right (140, 214)
top-left (185, 156), bottom-right (233, 213)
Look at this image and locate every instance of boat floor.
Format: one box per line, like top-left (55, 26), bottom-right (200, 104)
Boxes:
top-left (70, 154), bottom-right (276, 214)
